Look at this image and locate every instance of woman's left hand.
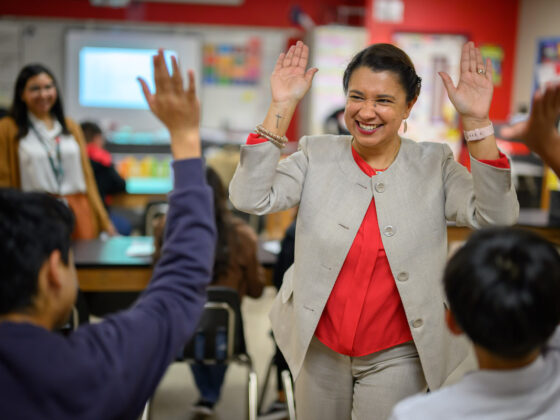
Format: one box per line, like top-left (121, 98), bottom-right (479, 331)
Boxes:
top-left (439, 42), bottom-right (493, 123)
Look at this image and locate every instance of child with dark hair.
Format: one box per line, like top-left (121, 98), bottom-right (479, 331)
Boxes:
top-left (80, 121), bottom-right (126, 207)
top-left (390, 228), bottom-right (560, 419)
top-left (80, 121), bottom-right (130, 235)
top-left (0, 50), bottom-right (216, 420)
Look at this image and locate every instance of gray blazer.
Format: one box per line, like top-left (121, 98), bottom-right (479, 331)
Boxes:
top-left (229, 135), bottom-right (519, 390)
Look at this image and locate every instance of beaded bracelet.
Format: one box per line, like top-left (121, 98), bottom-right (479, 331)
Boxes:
top-left (255, 125), bottom-right (288, 148)
top-left (255, 124), bottom-right (289, 149)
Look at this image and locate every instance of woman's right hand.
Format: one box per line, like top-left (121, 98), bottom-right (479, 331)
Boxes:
top-left (270, 41), bottom-right (318, 106)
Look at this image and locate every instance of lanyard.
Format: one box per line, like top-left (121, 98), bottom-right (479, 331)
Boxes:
top-left (30, 124), bottom-right (64, 189)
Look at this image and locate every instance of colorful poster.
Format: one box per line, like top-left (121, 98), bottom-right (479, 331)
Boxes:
top-left (203, 37), bottom-right (261, 86)
top-left (535, 37), bottom-right (560, 90)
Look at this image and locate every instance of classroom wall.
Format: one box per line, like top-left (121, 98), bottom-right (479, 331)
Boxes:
top-left (0, 0), bottom-right (363, 139)
top-left (0, 18), bottom-right (299, 136)
top-left (513, 0), bottom-right (560, 113)
top-left (0, 0), bottom-right (362, 27)
top-left (364, 0), bottom-right (520, 122)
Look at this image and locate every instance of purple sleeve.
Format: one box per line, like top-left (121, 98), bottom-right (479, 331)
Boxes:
top-left (68, 158), bottom-right (215, 419)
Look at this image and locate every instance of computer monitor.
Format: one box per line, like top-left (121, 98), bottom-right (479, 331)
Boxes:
top-left (65, 29), bottom-right (201, 139)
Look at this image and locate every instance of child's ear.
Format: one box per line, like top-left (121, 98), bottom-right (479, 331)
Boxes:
top-left (47, 250), bottom-right (64, 288)
top-left (445, 308), bottom-right (463, 336)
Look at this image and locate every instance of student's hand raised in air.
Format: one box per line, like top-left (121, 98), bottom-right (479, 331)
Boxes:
top-left (270, 41), bottom-right (318, 106)
top-left (138, 49), bottom-right (201, 160)
top-left (504, 83), bottom-right (560, 175)
top-left (439, 42), bottom-right (494, 125)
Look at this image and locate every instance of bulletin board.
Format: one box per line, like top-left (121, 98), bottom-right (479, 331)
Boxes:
top-left (200, 30), bottom-right (288, 136)
top-left (534, 37), bottom-right (560, 92)
top-left (393, 33), bottom-right (467, 157)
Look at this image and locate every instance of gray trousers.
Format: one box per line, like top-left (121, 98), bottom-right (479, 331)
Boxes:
top-left (294, 337), bottom-right (427, 420)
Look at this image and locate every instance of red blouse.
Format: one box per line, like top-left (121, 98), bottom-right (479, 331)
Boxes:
top-left (315, 147), bottom-right (412, 356)
top-left (246, 134), bottom-right (510, 356)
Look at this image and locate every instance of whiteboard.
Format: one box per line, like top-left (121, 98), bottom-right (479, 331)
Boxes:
top-left (65, 29), bottom-right (201, 135)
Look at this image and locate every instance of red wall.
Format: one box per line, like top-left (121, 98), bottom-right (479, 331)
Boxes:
top-left (365, 0), bottom-right (519, 121)
top-left (0, 0), bottom-right (361, 28)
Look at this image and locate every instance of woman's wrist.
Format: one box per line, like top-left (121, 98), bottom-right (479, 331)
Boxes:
top-left (461, 116), bottom-right (492, 131)
top-left (261, 102), bottom-right (297, 137)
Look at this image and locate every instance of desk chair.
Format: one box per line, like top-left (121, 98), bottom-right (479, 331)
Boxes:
top-left (143, 201), bottom-right (169, 236)
top-left (146, 286), bottom-right (258, 420)
top-left (57, 307), bottom-right (79, 336)
top-left (257, 336), bottom-right (296, 420)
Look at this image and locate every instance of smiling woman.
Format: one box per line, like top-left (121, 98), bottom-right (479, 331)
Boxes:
top-left (229, 40), bottom-right (519, 420)
top-left (21, 73), bottom-right (58, 120)
top-left (344, 68), bottom-right (413, 168)
top-left (342, 44), bottom-right (420, 169)
top-left (0, 64), bottom-right (115, 239)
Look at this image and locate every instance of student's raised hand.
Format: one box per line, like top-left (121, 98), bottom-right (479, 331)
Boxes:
top-left (500, 120), bottom-right (528, 140)
top-left (270, 41), bottom-right (318, 106)
top-left (138, 49), bottom-right (200, 160)
top-left (439, 42), bottom-right (494, 125)
top-left (510, 83), bottom-right (560, 175)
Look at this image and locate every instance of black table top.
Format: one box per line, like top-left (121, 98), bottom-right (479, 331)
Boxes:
top-left (73, 236), bottom-right (154, 268)
top-left (73, 236), bottom-right (278, 268)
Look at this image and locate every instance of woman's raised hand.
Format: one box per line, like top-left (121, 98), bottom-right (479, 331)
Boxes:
top-left (439, 42), bottom-right (494, 124)
top-left (270, 41), bottom-right (318, 106)
top-left (138, 49), bottom-right (200, 160)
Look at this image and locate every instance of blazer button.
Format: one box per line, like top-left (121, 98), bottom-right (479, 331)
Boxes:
top-left (383, 225), bottom-right (395, 237)
top-left (412, 319), bottom-right (423, 328)
top-left (375, 182), bottom-right (385, 193)
top-left (397, 271), bottom-right (409, 282)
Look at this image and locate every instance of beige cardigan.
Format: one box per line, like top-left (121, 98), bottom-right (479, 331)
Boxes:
top-left (230, 135), bottom-right (519, 390)
top-left (0, 116), bottom-right (111, 236)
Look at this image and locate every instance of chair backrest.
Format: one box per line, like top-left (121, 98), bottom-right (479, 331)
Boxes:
top-left (57, 306), bottom-right (79, 336)
top-left (144, 201), bottom-right (169, 236)
top-left (183, 286), bottom-right (248, 363)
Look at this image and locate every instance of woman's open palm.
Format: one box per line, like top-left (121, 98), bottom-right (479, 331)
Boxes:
top-left (270, 41), bottom-right (318, 105)
top-left (439, 42), bottom-right (494, 121)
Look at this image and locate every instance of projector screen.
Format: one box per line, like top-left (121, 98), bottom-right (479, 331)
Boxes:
top-left (65, 30), bottom-right (201, 138)
top-left (79, 47), bottom-right (177, 110)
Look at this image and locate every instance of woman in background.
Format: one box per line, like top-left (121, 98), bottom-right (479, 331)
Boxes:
top-left (153, 166), bottom-right (265, 416)
top-left (191, 166), bottom-right (266, 415)
top-left (0, 64), bottom-right (114, 238)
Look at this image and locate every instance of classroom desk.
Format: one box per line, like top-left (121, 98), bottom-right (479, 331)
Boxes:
top-left (75, 209), bottom-right (560, 292)
top-left (73, 236), bottom-right (153, 292)
top-left (447, 209), bottom-right (560, 245)
top-left (110, 193), bottom-right (167, 208)
top-left (73, 236), bottom-right (279, 292)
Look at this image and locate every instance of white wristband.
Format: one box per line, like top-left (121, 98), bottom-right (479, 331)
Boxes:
top-left (464, 122), bottom-right (494, 141)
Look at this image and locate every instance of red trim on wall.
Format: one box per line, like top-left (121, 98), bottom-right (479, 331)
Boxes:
top-left (0, 0), bottom-right (362, 28)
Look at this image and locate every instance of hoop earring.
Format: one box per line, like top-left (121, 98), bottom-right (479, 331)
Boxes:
top-left (403, 120), bottom-right (408, 133)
